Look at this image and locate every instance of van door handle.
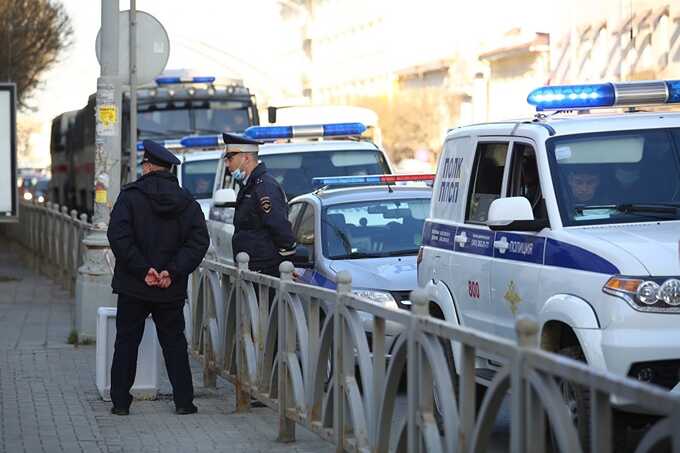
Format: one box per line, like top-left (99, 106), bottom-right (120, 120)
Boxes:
top-left (454, 232), bottom-right (468, 247)
top-left (493, 237), bottom-right (509, 254)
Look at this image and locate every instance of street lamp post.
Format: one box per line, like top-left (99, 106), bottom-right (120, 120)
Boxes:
top-left (75, 0), bottom-right (122, 341)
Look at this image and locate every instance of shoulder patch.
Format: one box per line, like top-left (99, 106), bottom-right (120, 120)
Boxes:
top-left (259, 196), bottom-right (272, 214)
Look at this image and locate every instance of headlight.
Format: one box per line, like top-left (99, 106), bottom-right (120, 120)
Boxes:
top-left (352, 289), bottom-right (399, 309)
top-left (37, 195), bottom-right (45, 203)
top-left (603, 276), bottom-right (680, 312)
top-left (23, 192), bottom-right (33, 201)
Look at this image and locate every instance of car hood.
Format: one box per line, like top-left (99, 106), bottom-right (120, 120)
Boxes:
top-left (571, 221), bottom-right (680, 275)
top-left (329, 256), bottom-right (417, 291)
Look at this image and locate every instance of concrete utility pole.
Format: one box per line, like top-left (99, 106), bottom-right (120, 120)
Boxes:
top-left (129, 0), bottom-right (137, 182)
top-left (76, 0), bottom-right (122, 340)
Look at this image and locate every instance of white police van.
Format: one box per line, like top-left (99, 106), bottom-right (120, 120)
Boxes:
top-left (199, 123), bottom-right (393, 263)
top-left (418, 80), bottom-right (680, 437)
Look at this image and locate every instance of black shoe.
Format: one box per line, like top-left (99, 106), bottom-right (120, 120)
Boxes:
top-left (250, 398), bottom-right (267, 408)
top-left (110, 407), bottom-right (129, 416)
top-left (175, 404), bottom-right (198, 415)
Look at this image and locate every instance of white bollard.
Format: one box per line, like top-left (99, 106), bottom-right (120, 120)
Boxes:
top-left (96, 307), bottom-right (161, 401)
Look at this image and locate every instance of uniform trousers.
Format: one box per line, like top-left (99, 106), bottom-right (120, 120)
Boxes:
top-left (110, 294), bottom-right (194, 409)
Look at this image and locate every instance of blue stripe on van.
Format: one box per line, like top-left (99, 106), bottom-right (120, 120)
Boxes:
top-left (492, 232), bottom-right (545, 264)
top-left (455, 227), bottom-right (494, 256)
top-left (422, 221), bottom-right (457, 250)
top-left (544, 238), bottom-right (619, 274)
top-left (422, 221), bottom-right (619, 274)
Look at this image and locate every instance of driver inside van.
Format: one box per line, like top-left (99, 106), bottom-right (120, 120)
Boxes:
top-left (567, 169), bottom-right (601, 204)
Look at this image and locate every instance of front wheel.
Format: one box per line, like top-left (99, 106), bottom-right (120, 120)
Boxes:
top-left (551, 345), bottom-right (591, 451)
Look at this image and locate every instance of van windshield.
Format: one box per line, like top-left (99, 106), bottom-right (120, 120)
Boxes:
top-left (548, 128), bottom-right (680, 226)
top-left (260, 150), bottom-right (390, 199)
top-left (181, 159), bottom-right (218, 199)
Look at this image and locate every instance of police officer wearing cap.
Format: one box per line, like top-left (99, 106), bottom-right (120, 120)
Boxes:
top-left (222, 133), bottom-right (296, 276)
top-left (107, 140), bottom-right (209, 416)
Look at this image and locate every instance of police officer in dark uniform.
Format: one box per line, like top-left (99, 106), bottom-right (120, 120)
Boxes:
top-left (107, 140), bottom-right (209, 416)
top-left (222, 133), bottom-right (296, 276)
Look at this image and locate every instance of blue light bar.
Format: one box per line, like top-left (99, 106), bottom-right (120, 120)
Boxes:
top-left (527, 83), bottom-right (615, 110)
top-left (312, 173), bottom-right (435, 188)
top-left (180, 135), bottom-right (221, 148)
top-left (155, 76), bottom-right (216, 85)
top-left (244, 122), bottom-right (366, 141)
top-left (528, 80), bottom-right (680, 111)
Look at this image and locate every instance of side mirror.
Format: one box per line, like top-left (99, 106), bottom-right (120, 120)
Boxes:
top-left (291, 245), bottom-right (313, 268)
top-left (487, 197), bottom-right (547, 232)
top-left (214, 188), bottom-right (236, 208)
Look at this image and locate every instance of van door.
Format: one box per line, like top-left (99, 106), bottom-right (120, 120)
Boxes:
top-left (208, 159), bottom-right (236, 263)
top-left (449, 140), bottom-right (510, 334)
top-left (490, 141), bottom-right (547, 341)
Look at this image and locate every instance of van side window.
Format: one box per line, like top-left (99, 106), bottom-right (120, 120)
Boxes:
top-left (508, 143), bottom-right (546, 220)
top-left (466, 142), bottom-right (509, 223)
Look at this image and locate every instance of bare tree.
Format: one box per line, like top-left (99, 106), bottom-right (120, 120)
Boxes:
top-left (0, 0), bottom-right (73, 109)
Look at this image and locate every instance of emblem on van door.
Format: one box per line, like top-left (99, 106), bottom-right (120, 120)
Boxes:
top-left (504, 280), bottom-right (522, 315)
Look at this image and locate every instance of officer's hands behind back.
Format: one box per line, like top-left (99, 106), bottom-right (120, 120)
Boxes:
top-left (145, 267), bottom-right (172, 288)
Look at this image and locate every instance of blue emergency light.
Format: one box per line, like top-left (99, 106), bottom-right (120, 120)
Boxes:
top-left (244, 122), bottom-right (366, 141)
top-left (312, 173), bottom-right (435, 188)
top-left (135, 139), bottom-right (183, 151)
top-left (528, 80), bottom-right (680, 111)
top-left (179, 135), bottom-right (221, 148)
top-left (155, 76), bottom-right (216, 85)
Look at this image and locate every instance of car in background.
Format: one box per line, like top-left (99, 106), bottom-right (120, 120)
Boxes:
top-left (183, 122), bottom-right (394, 263)
top-left (288, 173), bottom-right (433, 347)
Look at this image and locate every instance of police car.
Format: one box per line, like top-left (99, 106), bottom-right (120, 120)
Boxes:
top-left (289, 174), bottom-right (433, 338)
top-left (418, 80), bottom-right (680, 435)
top-left (198, 123), bottom-right (393, 263)
top-left (134, 140), bottom-right (221, 219)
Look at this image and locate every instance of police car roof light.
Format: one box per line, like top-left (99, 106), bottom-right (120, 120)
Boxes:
top-left (528, 80), bottom-right (680, 111)
top-left (136, 139), bottom-right (184, 151)
top-left (244, 122), bottom-right (367, 141)
top-left (312, 173), bottom-right (435, 188)
top-left (179, 135), bottom-right (221, 148)
top-left (155, 76), bottom-right (216, 85)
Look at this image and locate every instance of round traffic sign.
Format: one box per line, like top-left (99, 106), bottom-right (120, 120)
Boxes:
top-left (95, 10), bottom-right (170, 86)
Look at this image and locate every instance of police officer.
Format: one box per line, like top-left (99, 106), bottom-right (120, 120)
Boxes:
top-left (107, 140), bottom-right (209, 416)
top-left (222, 133), bottom-right (296, 276)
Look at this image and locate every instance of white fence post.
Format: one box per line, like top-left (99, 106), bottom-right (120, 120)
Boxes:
top-left (277, 261), bottom-right (296, 442)
top-left (334, 271), bottom-right (351, 452)
top-left (234, 252), bottom-right (250, 409)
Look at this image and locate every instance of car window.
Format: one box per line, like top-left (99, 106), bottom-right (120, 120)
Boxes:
top-left (260, 150), bottom-right (390, 199)
top-left (288, 203), bottom-right (304, 228)
top-left (296, 204), bottom-right (315, 246)
top-left (508, 143), bottom-right (546, 220)
top-left (322, 198), bottom-right (430, 259)
top-left (466, 142), bottom-right (509, 223)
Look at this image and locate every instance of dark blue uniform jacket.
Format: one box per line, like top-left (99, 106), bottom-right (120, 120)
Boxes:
top-left (108, 171), bottom-right (209, 302)
top-left (232, 162), bottom-right (295, 269)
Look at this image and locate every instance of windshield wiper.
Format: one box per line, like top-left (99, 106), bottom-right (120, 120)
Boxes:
top-left (192, 128), bottom-right (223, 134)
top-left (575, 203), bottom-right (680, 219)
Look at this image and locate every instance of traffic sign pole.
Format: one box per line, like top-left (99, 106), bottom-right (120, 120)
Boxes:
top-left (129, 1), bottom-right (137, 182)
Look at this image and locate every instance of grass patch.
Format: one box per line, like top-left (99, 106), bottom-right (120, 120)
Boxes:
top-left (67, 330), bottom-right (94, 346)
top-left (67, 329), bottom-right (78, 345)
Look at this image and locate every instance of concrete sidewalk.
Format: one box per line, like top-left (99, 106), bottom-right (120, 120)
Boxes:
top-left (0, 237), bottom-right (334, 453)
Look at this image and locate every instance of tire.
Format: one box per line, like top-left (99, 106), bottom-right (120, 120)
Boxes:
top-left (551, 345), bottom-right (591, 452)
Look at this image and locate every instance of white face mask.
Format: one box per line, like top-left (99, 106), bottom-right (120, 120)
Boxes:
top-left (232, 166), bottom-right (245, 182)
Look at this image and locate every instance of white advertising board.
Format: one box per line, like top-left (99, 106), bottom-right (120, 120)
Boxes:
top-left (0, 84), bottom-right (17, 222)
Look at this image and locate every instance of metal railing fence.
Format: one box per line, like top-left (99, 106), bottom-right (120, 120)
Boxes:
top-left (1, 201), bottom-right (91, 293)
top-left (188, 253), bottom-right (680, 453)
